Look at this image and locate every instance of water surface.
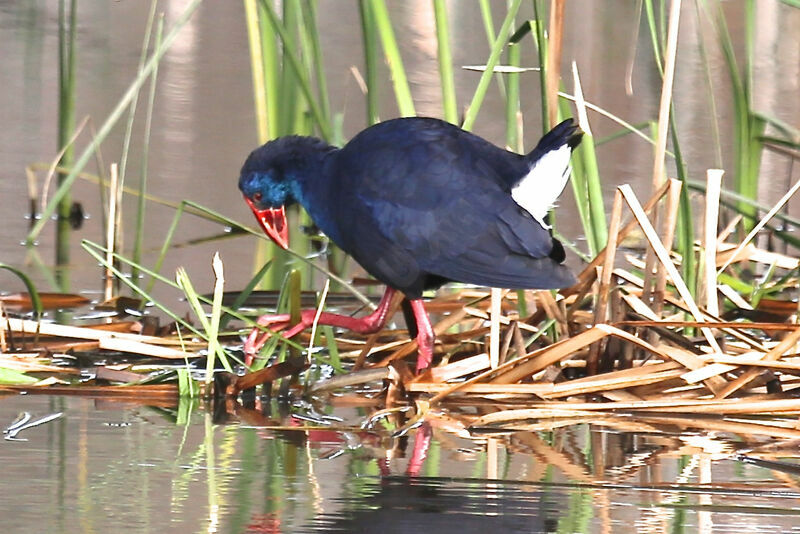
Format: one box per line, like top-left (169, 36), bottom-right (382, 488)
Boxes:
top-left (2, 394), bottom-right (800, 533)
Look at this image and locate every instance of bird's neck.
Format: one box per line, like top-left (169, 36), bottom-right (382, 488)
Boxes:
top-left (283, 138), bottom-right (335, 205)
top-left (287, 145), bottom-right (345, 245)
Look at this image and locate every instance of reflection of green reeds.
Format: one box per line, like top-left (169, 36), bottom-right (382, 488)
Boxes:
top-left (28, 0), bottom-right (204, 245)
top-left (133, 8), bottom-right (164, 283)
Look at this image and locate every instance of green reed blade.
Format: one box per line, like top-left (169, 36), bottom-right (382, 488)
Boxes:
top-left (258, 0), bottom-right (331, 138)
top-left (244, 0), bottom-right (271, 142)
top-left (462, 0), bottom-right (522, 132)
top-left (0, 263), bottom-right (43, 319)
top-left (301, 0), bottom-right (332, 125)
top-left (218, 259), bottom-right (273, 330)
top-left (358, 0), bottom-right (380, 125)
top-left (433, 0), bottom-right (458, 124)
top-left (478, 0), bottom-right (506, 99)
top-left (370, 0), bottom-right (415, 117)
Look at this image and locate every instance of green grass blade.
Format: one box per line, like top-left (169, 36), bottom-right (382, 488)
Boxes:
top-left (176, 265), bottom-right (232, 375)
top-left (177, 368), bottom-right (196, 398)
top-left (260, 2), bottom-right (281, 140)
top-left (0, 263), bottom-right (43, 318)
top-left (0, 368), bottom-right (39, 385)
top-left (643, 0), bottom-right (664, 74)
top-left (278, 0), bottom-right (302, 135)
top-left (119, 0), bottom-right (158, 195)
top-left (532, 2), bottom-right (548, 133)
top-left (56, 0), bottom-right (78, 286)
top-left (209, 253), bottom-right (230, 377)
top-left (321, 325), bottom-right (344, 373)
top-left (218, 260), bottom-right (273, 330)
top-left (669, 118), bottom-right (696, 293)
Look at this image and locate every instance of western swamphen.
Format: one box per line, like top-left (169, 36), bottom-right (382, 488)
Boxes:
top-left (239, 117), bottom-right (582, 371)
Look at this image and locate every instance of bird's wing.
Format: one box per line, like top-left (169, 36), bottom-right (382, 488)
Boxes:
top-left (332, 119), bottom-right (573, 291)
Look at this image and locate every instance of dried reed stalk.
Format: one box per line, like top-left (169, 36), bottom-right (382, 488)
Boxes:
top-left (587, 189), bottom-right (624, 373)
top-left (703, 169), bottom-right (724, 316)
top-left (718, 326), bottom-right (800, 398)
top-left (651, 0), bottom-right (682, 190)
top-left (105, 163), bottom-right (119, 302)
top-left (619, 185), bottom-right (721, 352)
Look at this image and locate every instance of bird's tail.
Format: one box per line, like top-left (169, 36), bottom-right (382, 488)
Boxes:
top-left (511, 119), bottom-right (584, 229)
top-left (525, 118), bottom-right (583, 164)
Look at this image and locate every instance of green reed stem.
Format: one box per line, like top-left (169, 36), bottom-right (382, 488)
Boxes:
top-left (370, 0), bottom-right (415, 116)
top-left (433, 0), bottom-right (458, 124)
top-left (462, 0), bottom-right (522, 131)
top-left (478, 0), bottom-right (506, 99)
top-left (358, 0), bottom-right (380, 125)
top-left (505, 42), bottom-right (521, 151)
top-left (301, 0), bottom-right (331, 125)
top-left (244, 0), bottom-right (271, 142)
top-left (56, 0), bottom-right (77, 290)
top-left (259, 0), bottom-right (331, 138)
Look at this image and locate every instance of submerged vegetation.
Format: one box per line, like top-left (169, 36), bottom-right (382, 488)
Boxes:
top-left (4, 0), bottom-right (800, 465)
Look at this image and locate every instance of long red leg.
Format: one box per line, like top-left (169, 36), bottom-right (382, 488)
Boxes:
top-left (408, 299), bottom-right (435, 372)
top-left (244, 287), bottom-right (397, 364)
top-left (406, 422), bottom-right (433, 477)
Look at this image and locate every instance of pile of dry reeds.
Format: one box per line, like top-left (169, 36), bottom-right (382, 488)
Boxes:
top-left (312, 178), bottom-right (800, 424)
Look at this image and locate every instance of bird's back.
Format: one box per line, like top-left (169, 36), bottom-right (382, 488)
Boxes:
top-left (320, 117), bottom-right (576, 297)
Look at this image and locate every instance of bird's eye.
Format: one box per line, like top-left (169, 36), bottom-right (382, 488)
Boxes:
top-left (253, 192), bottom-right (262, 202)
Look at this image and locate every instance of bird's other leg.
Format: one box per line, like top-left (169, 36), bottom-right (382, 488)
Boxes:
top-left (406, 422), bottom-right (433, 477)
top-left (244, 287), bottom-right (398, 365)
top-left (408, 299), bottom-right (435, 372)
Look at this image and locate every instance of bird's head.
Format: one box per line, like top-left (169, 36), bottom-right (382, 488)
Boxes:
top-left (239, 136), bottom-right (333, 250)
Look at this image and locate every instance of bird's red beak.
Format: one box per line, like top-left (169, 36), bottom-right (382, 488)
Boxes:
top-left (244, 196), bottom-right (289, 250)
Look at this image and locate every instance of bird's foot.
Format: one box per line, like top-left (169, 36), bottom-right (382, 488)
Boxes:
top-left (243, 288), bottom-right (399, 367)
top-left (409, 299), bottom-right (436, 373)
top-left (243, 312), bottom-right (304, 366)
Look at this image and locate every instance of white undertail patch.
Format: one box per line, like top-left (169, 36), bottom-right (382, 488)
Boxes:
top-left (511, 144), bottom-right (572, 229)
